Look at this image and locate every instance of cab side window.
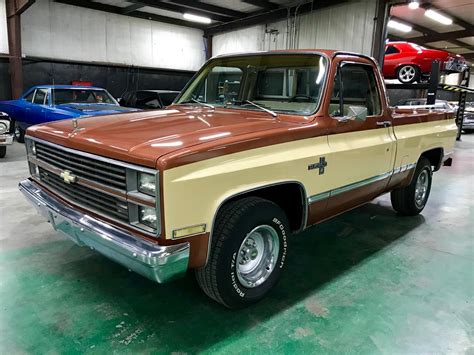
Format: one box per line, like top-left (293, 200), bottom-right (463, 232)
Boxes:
top-left (329, 63), bottom-right (382, 118)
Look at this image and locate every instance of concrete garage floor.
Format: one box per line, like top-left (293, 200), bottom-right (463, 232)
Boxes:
top-left (0, 137), bottom-right (473, 354)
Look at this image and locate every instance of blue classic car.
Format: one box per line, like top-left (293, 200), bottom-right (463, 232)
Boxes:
top-left (0, 85), bottom-right (140, 142)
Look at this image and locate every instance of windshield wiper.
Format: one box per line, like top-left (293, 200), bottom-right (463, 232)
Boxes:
top-left (238, 100), bottom-right (277, 117)
top-left (182, 98), bottom-right (215, 110)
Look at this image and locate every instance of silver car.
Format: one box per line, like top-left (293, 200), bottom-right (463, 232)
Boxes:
top-left (0, 111), bottom-right (14, 158)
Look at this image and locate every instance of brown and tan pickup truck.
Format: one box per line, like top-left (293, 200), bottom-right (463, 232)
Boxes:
top-left (20, 50), bottom-right (456, 308)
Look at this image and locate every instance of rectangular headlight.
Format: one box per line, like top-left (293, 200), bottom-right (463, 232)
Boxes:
top-left (25, 138), bottom-right (36, 156)
top-left (138, 172), bottom-right (156, 196)
top-left (139, 206), bottom-right (157, 230)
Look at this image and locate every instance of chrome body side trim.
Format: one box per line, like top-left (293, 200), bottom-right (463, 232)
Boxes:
top-left (307, 191), bottom-right (330, 204)
top-left (307, 163), bottom-right (417, 204)
top-left (19, 179), bottom-right (189, 283)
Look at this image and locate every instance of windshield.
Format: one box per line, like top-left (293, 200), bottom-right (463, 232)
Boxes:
top-left (176, 54), bottom-right (328, 115)
top-left (52, 89), bottom-right (117, 105)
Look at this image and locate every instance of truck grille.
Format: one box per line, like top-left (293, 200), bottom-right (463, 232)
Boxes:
top-left (38, 167), bottom-right (129, 223)
top-left (35, 142), bottom-right (127, 190)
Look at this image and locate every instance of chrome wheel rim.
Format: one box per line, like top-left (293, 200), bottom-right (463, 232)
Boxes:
top-left (236, 225), bottom-right (280, 288)
top-left (415, 169), bottom-right (429, 208)
top-left (399, 66), bottom-right (416, 82)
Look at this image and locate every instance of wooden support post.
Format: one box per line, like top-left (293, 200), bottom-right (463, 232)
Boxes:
top-left (6, 0), bottom-right (35, 99)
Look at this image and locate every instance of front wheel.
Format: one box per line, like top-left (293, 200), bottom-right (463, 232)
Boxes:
top-left (391, 157), bottom-right (432, 216)
top-left (195, 197), bottom-right (289, 309)
top-left (397, 65), bottom-right (420, 84)
top-left (0, 146), bottom-right (6, 158)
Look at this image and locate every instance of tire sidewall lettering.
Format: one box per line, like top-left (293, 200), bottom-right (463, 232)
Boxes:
top-left (230, 252), bottom-right (245, 297)
top-left (273, 217), bottom-right (287, 269)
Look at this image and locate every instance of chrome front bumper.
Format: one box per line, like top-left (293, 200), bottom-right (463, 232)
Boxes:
top-left (0, 133), bottom-right (13, 146)
top-left (19, 179), bottom-right (190, 283)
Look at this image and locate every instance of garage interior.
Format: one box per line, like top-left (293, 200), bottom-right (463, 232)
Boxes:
top-left (0, 0), bottom-right (473, 353)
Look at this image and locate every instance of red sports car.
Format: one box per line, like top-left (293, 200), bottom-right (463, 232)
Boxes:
top-left (383, 41), bottom-right (467, 84)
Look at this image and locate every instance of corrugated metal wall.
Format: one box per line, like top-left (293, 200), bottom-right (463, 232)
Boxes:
top-left (21, 0), bottom-right (206, 71)
top-left (0, 0), bottom-right (8, 54)
top-left (213, 0), bottom-right (377, 56)
top-left (213, 26), bottom-right (265, 56)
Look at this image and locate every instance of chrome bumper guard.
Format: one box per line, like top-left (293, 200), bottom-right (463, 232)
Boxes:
top-left (19, 179), bottom-right (190, 283)
top-left (0, 134), bottom-right (13, 146)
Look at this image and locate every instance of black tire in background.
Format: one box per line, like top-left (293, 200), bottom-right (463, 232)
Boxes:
top-left (391, 157), bottom-right (432, 216)
top-left (195, 196), bottom-right (290, 309)
top-left (15, 122), bottom-right (25, 143)
top-left (0, 146), bottom-right (6, 158)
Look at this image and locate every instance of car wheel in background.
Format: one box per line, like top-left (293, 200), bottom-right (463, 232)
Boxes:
top-left (0, 146), bottom-right (6, 158)
top-left (397, 65), bottom-right (420, 84)
top-left (15, 122), bottom-right (25, 143)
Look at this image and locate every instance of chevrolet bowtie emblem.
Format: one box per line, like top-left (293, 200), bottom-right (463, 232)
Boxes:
top-left (60, 170), bottom-right (77, 184)
top-left (308, 157), bottom-right (328, 175)
top-left (72, 118), bottom-right (78, 129)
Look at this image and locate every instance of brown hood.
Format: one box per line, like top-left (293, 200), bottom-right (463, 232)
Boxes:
top-left (28, 105), bottom-right (299, 168)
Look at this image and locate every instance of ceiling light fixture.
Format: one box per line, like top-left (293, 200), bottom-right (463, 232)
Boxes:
top-left (387, 20), bottom-right (412, 33)
top-left (424, 9), bottom-right (453, 25)
top-left (183, 13), bottom-right (211, 24)
top-left (408, 1), bottom-right (419, 10)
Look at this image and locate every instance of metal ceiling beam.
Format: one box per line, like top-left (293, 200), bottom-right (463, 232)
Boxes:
top-left (387, 33), bottom-right (438, 50)
top-left (241, 0), bottom-right (279, 10)
top-left (463, 53), bottom-right (474, 61)
top-left (120, 4), bottom-right (144, 14)
top-left (166, 0), bottom-right (246, 18)
top-left (205, 0), bottom-right (348, 35)
top-left (53, 0), bottom-right (206, 29)
top-left (129, 0), bottom-right (230, 22)
top-left (420, 3), bottom-right (474, 33)
top-left (409, 30), bottom-right (473, 44)
top-left (390, 16), bottom-right (474, 52)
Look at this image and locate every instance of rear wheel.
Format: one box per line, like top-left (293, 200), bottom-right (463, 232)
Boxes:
top-left (397, 65), bottom-right (420, 84)
top-left (195, 197), bottom-right (289, 309)
top-left (15, 122), bottom-right (25, 143)
top-left (391, 157), bottom-right (432, 216)
top-left (0, 146), bottom-right (6, 158)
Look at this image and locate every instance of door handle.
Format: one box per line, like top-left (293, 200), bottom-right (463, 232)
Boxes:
top-left (376, 121), bottom-right (392, 127)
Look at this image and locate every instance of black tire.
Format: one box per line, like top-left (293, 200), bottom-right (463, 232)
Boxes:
top-left (463, 129), bottom-right (474, 134)
top-left (391, 157), bottom-right (432, 216)
top-left (397, 64), bottom-right (420, 84)
top-left (0, 146), bottom-right (6, 158)
top-left (195, 197), bottom-right (289, 309)
top-left (15, 121), bottom-right (25, 143)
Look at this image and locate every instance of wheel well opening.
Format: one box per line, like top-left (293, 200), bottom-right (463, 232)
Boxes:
top-left (421, 148), bottom-right (444, 171)
top-left (225, 183), bottom-right (306, 233)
